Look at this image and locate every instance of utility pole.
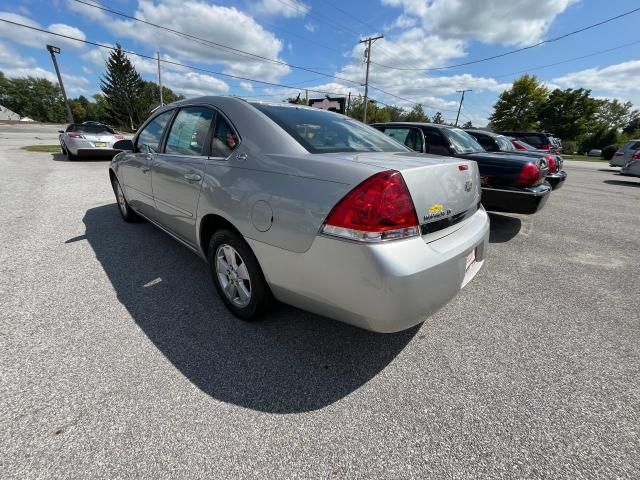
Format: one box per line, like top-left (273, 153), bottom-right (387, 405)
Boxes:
top-left (455, 89), bottom-right (472, 127)
top-left (305, 89), bottom-right (308, 105)
top-left (347, 91), bottom-right (351, 116)
top-left (358, 34), bottom-right (383, 124)
top-left (157, 51), bottom-right (163, 106)
top-left (46, 45), bottom-right (74, 124)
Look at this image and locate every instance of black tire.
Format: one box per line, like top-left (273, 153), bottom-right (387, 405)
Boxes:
top-left (208, 229), bottom-right (273, 320)
top-left (66, 147), bottom-right (78, 161)
top-left (60, 142), bottom-right (67, 155)
top-left (111, 177), bottom-right (140, 222)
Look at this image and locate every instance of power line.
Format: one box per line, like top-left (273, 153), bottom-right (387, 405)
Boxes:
top-left (70, 0), bottom-right (363, 87)
top-left (491, 38), bottom-right (640, 79)
top-left (0, 18), bottom-right (354, 98)
top-left (369, 6), bottom-right (640, 71)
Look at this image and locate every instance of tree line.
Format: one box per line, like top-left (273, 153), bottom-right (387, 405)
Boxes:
top-left (489, 74), bottom-right (640, 155)
top-left (0, 44), bottom-right (183, 130)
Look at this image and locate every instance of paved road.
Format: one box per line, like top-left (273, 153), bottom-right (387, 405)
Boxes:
top-left (1, 127), bottom-right (639, 479)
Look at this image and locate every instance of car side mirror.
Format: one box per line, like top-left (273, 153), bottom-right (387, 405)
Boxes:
top-left (113, 139), bottom-right (134, 152)
top-left (58, 130), bottom-right (64, 134)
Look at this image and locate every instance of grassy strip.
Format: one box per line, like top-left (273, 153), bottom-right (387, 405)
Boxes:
top-left (563, 155), bottom-right (608, 162)
top-left (22, 145), bottom-right (62, 153)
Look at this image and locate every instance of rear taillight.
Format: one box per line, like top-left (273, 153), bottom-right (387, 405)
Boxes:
top-left (544, 155), bottom-right (556, 173)
top-left (67, 133), bottom-right (84, 139)
top-left (615, 151), bottom-right (624, 156)
top-left (513, 141), bottom-right (525, 150)
top-left (539, 144), bottom-right (551, 150)
top-left (517, 162), bottom-right (541, 186)
top-left (114, 135), bottom-right (124, 140)
top-left (321, 170), bottom-right (419, 242)
top-left (633, 152), bottom-right (640, 160)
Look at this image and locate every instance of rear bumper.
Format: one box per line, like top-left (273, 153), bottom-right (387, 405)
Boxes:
top-left (546, 170), bottom-right (567, 189)
top-left (248, 207), bottom-right (490, 333)
top-left (610, 157), bottom-right (628, 167)
top-left (481, 183), bottom-right (551, 214)
top-left (76, 148), bottom-right (120, 158)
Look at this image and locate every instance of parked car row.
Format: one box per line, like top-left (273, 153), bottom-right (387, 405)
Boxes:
top-left (103, 97), bottom-right (563, 333)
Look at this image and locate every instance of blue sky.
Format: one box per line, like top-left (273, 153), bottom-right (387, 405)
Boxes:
top-left (1, 0), bottom-right (639, 125)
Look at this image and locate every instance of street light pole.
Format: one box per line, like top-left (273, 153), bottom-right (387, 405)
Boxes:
top-left (46, 44), bottom-right (74, 124)
top-left (359, 34), bottom-right (383, 124)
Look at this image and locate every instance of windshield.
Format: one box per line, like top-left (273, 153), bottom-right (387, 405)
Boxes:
top-left (251, 103), bottom-right (409, 154)
top-left (495, 135), bottom-right (515, 151)
top-left (442, 128), bottom-right (483, 154)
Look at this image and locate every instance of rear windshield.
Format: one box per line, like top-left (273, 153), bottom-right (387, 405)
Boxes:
top-left (495, 135), bottom-right (514, 151)
top-left (251, 103), bottom-right (408, 154)
top-left (69, 124), bottom-right (115, 134)
top-left (442, 128), bottom-right (483, 154)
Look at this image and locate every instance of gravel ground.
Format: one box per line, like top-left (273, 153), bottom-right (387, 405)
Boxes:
top-left (1, 124), bottom-right (639, 479)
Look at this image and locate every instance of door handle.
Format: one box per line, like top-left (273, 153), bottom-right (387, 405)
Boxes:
top-left (184, 173), bottom-right (202, 182)
top-left (237, 153), bottom-right (248, 161)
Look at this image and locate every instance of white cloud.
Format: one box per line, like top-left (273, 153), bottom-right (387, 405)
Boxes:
top-left (100, 0), bottom-right (289, 82)
top-left (304, 22), bottom-right (316, 32)
top-left (256, 0), bottom-right (310, 18)
top-left (66, 0), bottom-right (108, 21)
top-left (239, 81), bottom-right (253, 92)
top-left (161, 70), bottom-right (229, 97)
top-left (381, 0), bottom-right (576, 45)
top-left (0, 12), bottom-right (86, 49)
top-left (550, 60), bottom-right (640, 105)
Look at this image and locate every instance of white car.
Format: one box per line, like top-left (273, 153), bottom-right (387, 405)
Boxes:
top-left (59, 122), bottom-right (125, 160)
top-left (611, 139), bottom-right (640, 167)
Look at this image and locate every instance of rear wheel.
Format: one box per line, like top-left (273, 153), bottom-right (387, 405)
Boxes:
top-left (112, 177), bottom-right (139, 222)
top-left (208, 229), bottom-right (273, 320)
top-left (65, 144), bottom-right (78, 161)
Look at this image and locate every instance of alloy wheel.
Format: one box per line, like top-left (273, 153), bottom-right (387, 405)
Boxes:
top-left (215, 244), bottom-right (252, 307)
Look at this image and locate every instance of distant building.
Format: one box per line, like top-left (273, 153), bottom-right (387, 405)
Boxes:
top-left (0, 105), bottom-right (21, 121)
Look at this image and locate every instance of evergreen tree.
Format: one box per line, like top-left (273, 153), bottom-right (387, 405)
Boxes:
top-left (461, 120), bottom-right (473, 128)
top-left (403, 104), bottom-right (429, 123)
top-left (100, 44), bottom-right (144, 130)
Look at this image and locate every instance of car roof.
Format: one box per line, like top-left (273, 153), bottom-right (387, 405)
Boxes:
top-left (371, 122), bottom-right (456, 129)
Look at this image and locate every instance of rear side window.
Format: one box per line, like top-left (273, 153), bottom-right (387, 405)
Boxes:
top-left (211, 115), bottom-right (239, 158)
top-left (626, 142), bottom-right (640, 150)
top-left (381, 128), bottom-right (423, 152)
top-left (137, 110), bottom-right (174, 154)
top-left (165, 107), bottom-right (214, 156)
top-left (523, 135), bottom-right (544, 146)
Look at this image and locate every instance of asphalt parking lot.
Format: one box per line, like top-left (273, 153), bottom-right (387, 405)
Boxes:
top-left (1, 123), bottom-right (639, 479)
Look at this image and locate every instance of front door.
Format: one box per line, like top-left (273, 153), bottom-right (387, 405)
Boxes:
top-left (151, 106), bottom-right (215, 246)
top-left (121, 109), bottom-right (174, 217)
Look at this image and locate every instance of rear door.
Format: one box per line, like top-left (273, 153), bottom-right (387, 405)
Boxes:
top-left (151, 106), bottom-right (215, 246)
top-left (121, 109), bottom-right (174, 217)
top-left (379, 126), bottom-right (425, 152)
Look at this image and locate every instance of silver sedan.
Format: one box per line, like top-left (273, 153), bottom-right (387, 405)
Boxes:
top-left (109, 97), bottom-right (489, 332)
top-left (59, 122), bottom-right (125, 160)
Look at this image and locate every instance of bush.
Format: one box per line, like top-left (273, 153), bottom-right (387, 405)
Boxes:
top-left (602, 145), bottom-right (618, 160)
top-left (562, 140), bottom-right (577, 154)
top-left (579, 127), bottom-right (619, 153)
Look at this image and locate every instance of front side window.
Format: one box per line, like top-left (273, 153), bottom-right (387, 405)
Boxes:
top-left (252, 103), bottom-right (408, 154)
top-left (211, 115), bottom-right (239, 158)
top-left (137, 110), bottom-right (174, 154)
top-left (442, 128), bottom-right (483, 154)
top-left (165, 107), bottom-right (214, 156)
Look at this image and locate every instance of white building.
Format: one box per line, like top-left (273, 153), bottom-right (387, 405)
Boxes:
top-left (0, 105), bottom-right (21, 121)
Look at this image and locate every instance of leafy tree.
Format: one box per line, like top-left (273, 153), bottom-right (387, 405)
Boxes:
top-left (385, 105), bottom-right (405, 122)
top-left (432, 111), bottom-right (445, 124)
top-left (402, 104), bottom-right (429, 122)
top-left (489, 74), bottom-right (549, 130)
top-left (538, 88), bottom-right (598, 140)
top-left (139, 80), bottom-right (184, 115)
top-left (286, 93), bottom-right (306, 105)
top-left (0, 73), bottom-right (66, 122)
top-left (595, 98), bottom-right (638, 131)
top-left (100, 43), bottom-right (145, 130)
top-left (579, 127), bottom-right (619, 153)
top-left (623, 116), bottom-right (640, 136)
top-left (461, 120), bottom-right (473, 128)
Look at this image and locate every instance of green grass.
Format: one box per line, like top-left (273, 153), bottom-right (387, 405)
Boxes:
top-left (563, 155), bottom-right (608, 162)
top-left (22, 145), bottom-right (62, 153)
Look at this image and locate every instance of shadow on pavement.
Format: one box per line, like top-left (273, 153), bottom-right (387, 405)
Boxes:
top-left (80, 204), bottom-right (418, 413)
top-left (604, 179), bottom-right (640, 187)
top-left (53, 152), bottom-right (114, 162)
top-left (597, 168), bottom-right (620, 172)
top-left (488, 213), bottom-right (522, 244)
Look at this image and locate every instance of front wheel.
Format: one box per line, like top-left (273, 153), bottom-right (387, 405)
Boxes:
top-left (208, 229), bottom-right (273, 320)
top-left (112, 177), bottom-right (139, 222)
